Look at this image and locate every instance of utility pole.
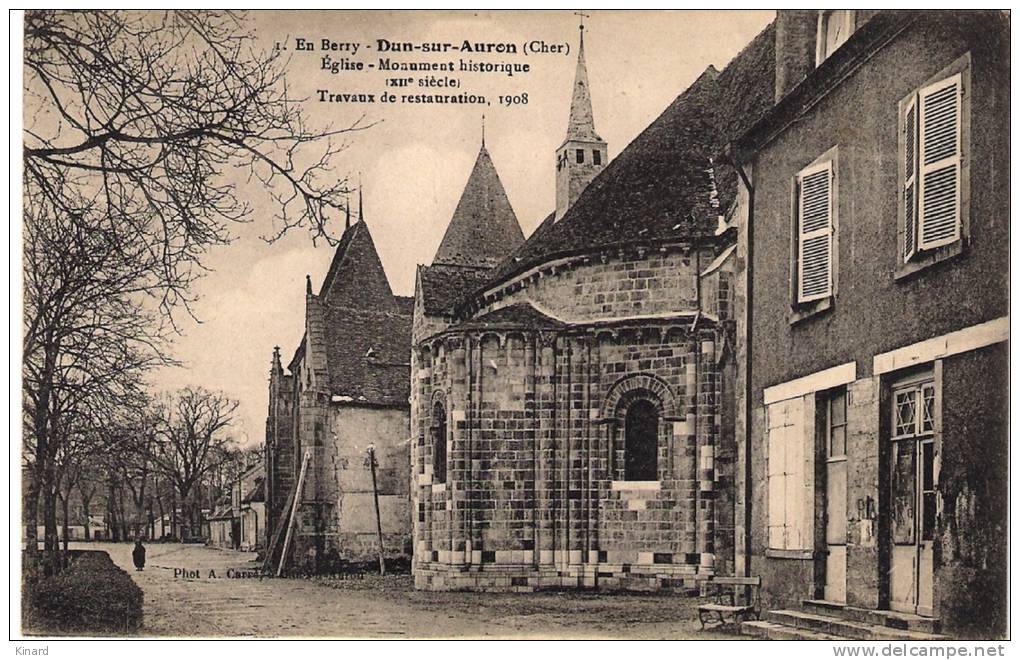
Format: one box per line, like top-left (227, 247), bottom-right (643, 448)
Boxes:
top-left (367, 445), bottom-right (386, 576)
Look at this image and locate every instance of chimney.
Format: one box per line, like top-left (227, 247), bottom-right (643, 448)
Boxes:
top-left (774, 10), bottom-right (818, 103)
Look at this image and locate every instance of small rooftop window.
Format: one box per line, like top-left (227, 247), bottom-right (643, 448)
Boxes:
top-left (816, 10), bottom-right (855, 66)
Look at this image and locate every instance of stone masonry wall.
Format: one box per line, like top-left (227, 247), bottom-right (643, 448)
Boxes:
top-left (487, 248), bottom-right (705, 323)
top-left (412, 244), bottom-right (736, 591)
top-left (328, 405), bottom-right (412, 561)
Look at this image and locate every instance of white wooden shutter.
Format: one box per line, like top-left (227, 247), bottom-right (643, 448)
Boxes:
top-left (767, 397), bottom-right (808, 550)
top-left (784, 398), bottom-right (806, 550)
top-left (918, 73), bottom-right (962, 250)
top-left (797, 161), bottom-right (833, 302)
top-left (903, 97), bottom-right (918, 261)
top-left (767, 402), bottom-right (788, 549)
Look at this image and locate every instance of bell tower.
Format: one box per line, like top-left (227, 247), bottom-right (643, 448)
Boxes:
top-left (555, 15), bottom-right (607, 221)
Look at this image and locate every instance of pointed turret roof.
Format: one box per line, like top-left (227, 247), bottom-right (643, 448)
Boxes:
top-left (289, 207), bottom-right (412, 407)
top-left (564, 30), bottom-right (603, 144)
top-left (433, 143), bottom-right (524, 268)
top-left (318, 218), bottom-right (398, 313)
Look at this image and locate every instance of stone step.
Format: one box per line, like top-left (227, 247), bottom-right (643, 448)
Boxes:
top-left (802, 600), bottom-right (941, 634)
top-left (741, 620), bottom-right (843, 641)
top-left (769, 610), bottom-right (949, 641)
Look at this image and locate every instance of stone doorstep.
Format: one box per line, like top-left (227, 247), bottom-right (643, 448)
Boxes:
top-left (741, 620), bottom-right (843, 641)
top-left (767, 610), bottom-right (950, 642)
top-left (802, 600), bottom-right (941, 634)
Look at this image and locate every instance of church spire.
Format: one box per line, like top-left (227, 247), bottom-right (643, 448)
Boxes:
top-left (565, 15), bottom-right (602, 144)
top-left (271, 346), bottom-right (283, 374)
top-left (555, 14), bottom-right (607, 221)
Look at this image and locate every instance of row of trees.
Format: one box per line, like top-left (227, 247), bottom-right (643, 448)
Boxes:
top-left (26, 386), bottom-right (245, 572)
top-left (49, 394), bottom-right (262, 549)
top-left (22, 10), bottom-right (362, 575)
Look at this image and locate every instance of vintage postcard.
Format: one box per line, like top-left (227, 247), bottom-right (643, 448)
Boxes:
top-left (14, 8), bottom-right (1011, 648)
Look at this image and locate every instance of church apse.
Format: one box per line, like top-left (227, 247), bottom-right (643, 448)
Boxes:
top-left (412, 241), bottom-right (737, 591)
top-left (408, 14), bottom-right (773, 591)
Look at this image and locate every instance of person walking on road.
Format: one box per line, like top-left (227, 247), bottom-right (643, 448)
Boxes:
top-left (132, 539), bottom-right (146, 571)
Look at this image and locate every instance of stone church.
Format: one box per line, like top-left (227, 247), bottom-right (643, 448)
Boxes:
top-left (410, 25), bottom-right (776, 591)
top-left (263, 204), bottom-right (414, 573)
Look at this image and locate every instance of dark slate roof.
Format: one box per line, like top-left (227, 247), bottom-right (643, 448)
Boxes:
top-left (481, 22), bottom-right (776, 289)
top-left (321, 301), bottom-right (411, 407)
top-left (445, 303), bottom-right (564, 333)
top-left (419, 264), bottom-right (494, 316)
top-left (242, 478), bottom-right (265, 504)
top-left (284, 215), bottom-right (412, 407)
top-left (395, 296), bottom-right (414, 317)
top-left (433, 144), bottom-right (525, 268)
top-left (318, 220), bottom-right (397, 313)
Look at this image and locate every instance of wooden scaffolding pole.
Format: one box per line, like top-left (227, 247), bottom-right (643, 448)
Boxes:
top-left (368, 445), bottom-right (386, 576)
top-left (276, 450), bottom-right (311, 577)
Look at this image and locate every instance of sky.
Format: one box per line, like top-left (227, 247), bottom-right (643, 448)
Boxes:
top-left (150, 10), bottom-right (775, 447)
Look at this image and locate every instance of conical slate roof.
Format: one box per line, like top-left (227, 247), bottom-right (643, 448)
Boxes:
top-left (564, 34), bottom-right (603, 144)
top-left (433, 144), bottom-right (524, 269)
top-left (318, 219), bottom-right (397, 313)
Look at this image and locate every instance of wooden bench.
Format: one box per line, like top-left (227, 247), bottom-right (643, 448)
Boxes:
top-left (696, 575), bottom-right (761, 629)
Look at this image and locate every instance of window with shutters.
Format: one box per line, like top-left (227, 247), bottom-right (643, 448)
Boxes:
top-left (790, 148), bottom-right (838, 319)
top-left (767, 396), bottom-right (811, 551)
top-left (897, 54), bottom-right (970, 277)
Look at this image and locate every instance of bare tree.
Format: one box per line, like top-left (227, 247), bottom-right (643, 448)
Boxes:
top-left (150, 387), bottom-right (239, 540)
top-left (105, 408), bottom-right (160, 539)
top-left (77, 466), bottom-right (100, 541)
top-left (24, 10), bottom-right (366, 303)
top-left (22, 206), bottom-right (160, 570)
top-left (22, 10), bottom-right (367, 570)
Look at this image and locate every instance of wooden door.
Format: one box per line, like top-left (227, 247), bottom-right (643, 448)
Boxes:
top-left (888, 381), bottom-right (937, 615)
top-left (824, 389), bottom-right (847, 603)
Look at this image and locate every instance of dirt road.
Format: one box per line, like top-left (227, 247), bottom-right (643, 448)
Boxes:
top-left (85, 542), bottom-right (739, 639)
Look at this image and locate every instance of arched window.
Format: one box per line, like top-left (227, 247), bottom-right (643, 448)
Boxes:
top-left (432, 402), bottom-right (447, 484)
top-left (625, 399), bottom-right (659, 481)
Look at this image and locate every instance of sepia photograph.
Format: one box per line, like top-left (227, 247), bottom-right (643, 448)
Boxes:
top-left (12, 7), bottom-right (1012, 649)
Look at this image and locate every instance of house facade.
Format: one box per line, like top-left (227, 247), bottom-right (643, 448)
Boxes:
top-left (732, 10), bottom-right (1008, 637)
top-left (263, 213), bottom-right (413, 573)
top-left (410, 25), bottom-right (776, 592)
top-left (234, 463), bottom-right (266, 552)
top-left (207, 462), bottom-right (266, 552)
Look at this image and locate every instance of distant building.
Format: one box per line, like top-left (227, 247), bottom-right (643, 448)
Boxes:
top-left (209, 461), bottom-right (266, 552)
top-left (264, 211), bottom-right (413, 572)
top-left (732, 10), bottom-right (1008, 637)
top-left (238, 473), bottom-right (266, 552)
top-left (208, 499), bottom-right (233, 548)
